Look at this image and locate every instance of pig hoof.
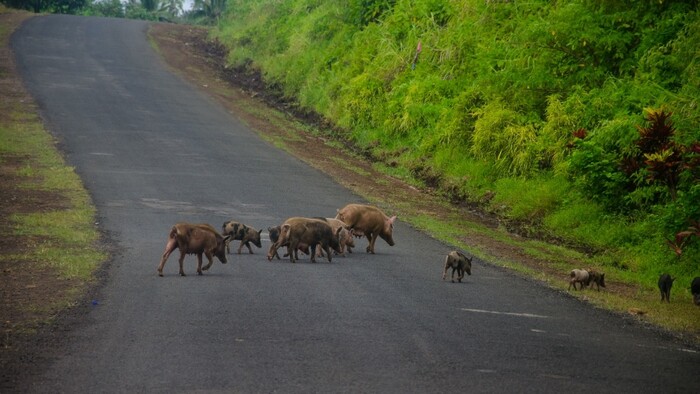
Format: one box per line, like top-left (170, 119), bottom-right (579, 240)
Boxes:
top-left (180, 273), bottom-right (186, 277)
top-left (197, 271), bottom-right (203, 276)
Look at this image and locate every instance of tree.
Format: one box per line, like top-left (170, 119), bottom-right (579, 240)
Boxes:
top-left (193, 0), bottom-right (226, 22)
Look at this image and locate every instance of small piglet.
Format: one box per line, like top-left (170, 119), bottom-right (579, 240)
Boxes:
top-left (568, 269), bottom-right (590, 291)
top-left (658, 273), bottom-right (675, 303)
top-left (222, 220), bottom-right (263, 254)
top-left (442, 251), bottom-right (472, 283)
top-left (690, 277), bottom-right (700, 306)
top-left (587, 270), bottom-right (606, 291)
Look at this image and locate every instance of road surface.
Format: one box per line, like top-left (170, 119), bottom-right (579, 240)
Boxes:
top-left (11, 14), bottom-right (699, 393)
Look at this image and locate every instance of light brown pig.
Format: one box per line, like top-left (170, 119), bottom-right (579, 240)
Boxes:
top-left (335, 204), bottom-right (396, 254)
top-left (157, 223), bottom-right (231, 277)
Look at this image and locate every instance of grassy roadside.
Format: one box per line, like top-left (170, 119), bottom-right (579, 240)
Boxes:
top-left (0, 7), bottom-right (107, 350)
top-left (149, 23), bottom-right (700, 344)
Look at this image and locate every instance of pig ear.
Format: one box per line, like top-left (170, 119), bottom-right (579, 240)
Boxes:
top-left (223, 234), bottom-right (232, 242)
top-left (389, 215), bottom-right (397, 224)
top-left (258, 229), bottom-right (263, 235)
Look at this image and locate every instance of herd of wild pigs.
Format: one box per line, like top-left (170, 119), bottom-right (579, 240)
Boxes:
top-left (155, 202), bottom-right (700, 305)
top-left (567, 267), bottom-right (700, 306)
top-left (157, 203), bottom-right (400, 275)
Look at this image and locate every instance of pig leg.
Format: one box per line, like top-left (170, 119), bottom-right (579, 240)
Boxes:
top-left (457, 266), bottom-right (464, 282)
top-left (225, 238), bottom-right (232, 255)
top-left (267, 243), bottom-right (279, 261)
top-left (202, 251), bottom-right (214, 272)
top-left (288, 241), bottom-right (298, 263)
top-left (366, 232), bottom-right (377, 254)
top-left (323, 243), bottom-right (332, 263)
top-left (178, 251), bottom-right (188, 276)
top-left (195, 253), bottom-right (204, 275)
top-left (157, 237), bottom-right (179, 277)
top-left (309, 244), bottom-right (317, 263)
top-left (236, 241), bottom-right (252, 254)
top-left (442, 256), bottom-right (451, 281)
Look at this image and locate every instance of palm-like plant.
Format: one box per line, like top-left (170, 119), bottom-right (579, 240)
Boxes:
top-left (194, 0), bottom-right (226, 21)
top-left (159, 0), bottom-right (183, 17)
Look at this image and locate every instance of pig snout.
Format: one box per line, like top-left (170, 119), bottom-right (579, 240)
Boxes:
top-left (381, 233), bottom-right (395, 246)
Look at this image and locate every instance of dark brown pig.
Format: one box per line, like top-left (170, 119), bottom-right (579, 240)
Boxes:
top-left (658, 273), bottom-right (675, 303)
top-left (267, 226), bottom-right (282, 260)
top-left (157, 223), bottom-right (231, 277)
top-left (222, 220), bottom-right (262, 254)
top-left (268, 217), bottom-right (341, 263)
top-left (313, 217), bottom-right (355, 257)
top-left (691, 277), bottom-right (700, 306)
top-left (266, 223), bottom-right (310, 261)
top-left (335, 203), bottom-right (396, 254)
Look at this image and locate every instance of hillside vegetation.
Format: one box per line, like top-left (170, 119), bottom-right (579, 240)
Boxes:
top-left (214, 1), bottom-right (700, 289)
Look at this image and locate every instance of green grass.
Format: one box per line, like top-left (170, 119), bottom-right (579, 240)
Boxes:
top-left (0, 121), bottom-right (106, 282)
top-left (0, 9), bottom-right (107, 326)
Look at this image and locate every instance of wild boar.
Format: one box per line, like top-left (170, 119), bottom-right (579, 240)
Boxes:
top-left (157, 223), bottom-right (231, 277)
top-left (267, 223), bottom-right (311, 261)
top-left (568, 269), bottom-right (590, 291)
top-left (335, 203), bottom-right (396, 254)
top-left (222, 220), bottom-right (263, 254)
top-left (313, 217), bottom-right (355, 257)
top-left (442, 251), bottom-right (473, 283)
top-left (658, 273), bottom-right (675, 303)
top-left (268, 217), bottom-right (341, 263)
top-left (691, 277), bottom-right (700, 306)
top-left (587, 270), bottom-right (606, 291)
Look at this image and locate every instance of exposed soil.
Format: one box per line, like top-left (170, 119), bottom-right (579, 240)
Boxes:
top-left (1, 13), bottom-right (697, 392)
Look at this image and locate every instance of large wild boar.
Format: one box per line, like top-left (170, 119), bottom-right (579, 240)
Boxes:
top-left (157, 223), bottom-right (231, 277)
top-left (222, 220), bottom-right (262, 254)
top-left (335, 203), bottom-right (396, 254)
top-left (268, 217), bottom-right (341, 263)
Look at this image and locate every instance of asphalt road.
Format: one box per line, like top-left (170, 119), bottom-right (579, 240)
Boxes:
top-left (11, 15), bottom-right (700, 393)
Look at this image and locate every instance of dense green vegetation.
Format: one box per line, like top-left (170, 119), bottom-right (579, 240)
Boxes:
top-left (215, 0), bottom-right (700, 286)
top-left (0, 0), bottom-right (224, 24)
